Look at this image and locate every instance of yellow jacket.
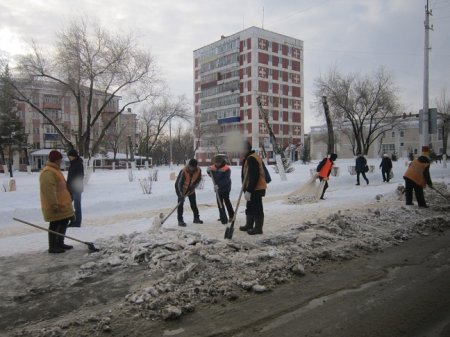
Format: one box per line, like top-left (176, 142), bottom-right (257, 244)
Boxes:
top-left (40, 162), bottom-right (74, 222)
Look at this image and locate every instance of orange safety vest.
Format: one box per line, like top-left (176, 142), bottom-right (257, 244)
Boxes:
top-left (244, 153), bottom-right (267, 191)
top-left (182, 167), bottom-right (201, 194)
top-left (40, 162), bottom-right (74, 222)
top-left (318, 158), bottom-right (333, 178)
top-left (209, 164), bottom-right (230, 173)
top-left (404, 159), bottom-right (430, 188)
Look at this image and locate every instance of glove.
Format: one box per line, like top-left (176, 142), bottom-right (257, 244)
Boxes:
top-left (214, 185), bottom-right (219, 192)
top-left (244, 191), bottom-right (252, 201)
top-left (178, 196), bottom-right (185, 203)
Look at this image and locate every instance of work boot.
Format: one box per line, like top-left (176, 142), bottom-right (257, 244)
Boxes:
top-left (193, 217), bottom-right (204, 224)
top-left (48, 232), bottom-right (65, 254)
top-left (178, 220), bottom-right (187, 227)
top-left (248, 216), bottom-right (264, 235)
top-left (57, 224), bottom-right (73, 250)
top-left (239, 215), bottom-right (254, 231)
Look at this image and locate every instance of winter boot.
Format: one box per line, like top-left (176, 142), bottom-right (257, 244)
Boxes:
top-left (239, 215), bottom-right (254, 231)
top-left (48, 232), bottom-right (65, 254)
top-left (248, 216), bottom-right (264, 235)
top-left (193, 217), bottom-right (204, 224)
top-left (178, 219), bottom-right (187, 227)
top-left (57, 225), bottom-right (73, 250)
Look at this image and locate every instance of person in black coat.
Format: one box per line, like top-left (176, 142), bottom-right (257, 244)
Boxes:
top-left (355, 154), bottom-right (369, 185)
top-left (239, 141), bottom-right (267, 235)
top-left (207, 155), bottom-right (234, 224)
top-left (380, 154), bottom-right (393, 182)
top-left (67, 149), bottom-right (84, 227)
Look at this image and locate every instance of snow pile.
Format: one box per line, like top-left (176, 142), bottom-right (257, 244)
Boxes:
top-left (65, 201), bottom-right (450, 323)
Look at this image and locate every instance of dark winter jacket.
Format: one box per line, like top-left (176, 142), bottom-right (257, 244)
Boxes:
top-left (208, 164), bottom-right (231, 193)
top-left (67, 157), bottom-right (84, 194)
top-left (380, 157), bottom-right (393, 171)
top-left (241, 151), bottom-right (266, 196)
top-left (175, 167), bottom-right (202, 197)
top-left (355, 156), bottom-right (367, 173)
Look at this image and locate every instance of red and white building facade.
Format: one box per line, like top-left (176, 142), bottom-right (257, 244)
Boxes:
top-left (193, 26), bottom-right (304, 164)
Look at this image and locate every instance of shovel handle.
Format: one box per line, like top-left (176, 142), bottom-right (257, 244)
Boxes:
top-left (13, 217), bottom-right (87, 245)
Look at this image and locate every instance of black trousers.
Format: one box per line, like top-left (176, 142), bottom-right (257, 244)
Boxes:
top-left (404, 177), bottom-right (427, 207)
top-left (356, 171), bottom-right (369, 184)
top-left (49, 218), bottom-right (70, 248)
top-left (177, 193), bottom-right (199, 221)
top-left (245, 193), bottom-right (264, 218)
top-left (382, 169), bottom-right (391, 182)
top-left (217, 190), bottom-right (234, 221)
top-left (319, 177), bottom-right (329, 199)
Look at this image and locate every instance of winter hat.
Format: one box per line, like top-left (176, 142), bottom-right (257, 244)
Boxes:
top-left (214, 155), bottom-right (226, 165)
top-left (421, 146), bottom-right (430, 158)
top-left (48, 150), bottom-right (63, 162)
top-left (330, 153), bottom-right (338, 161)
top-left (67, 149), bottom-right (79, 157)
top-left (188, 158), bottom-right (198, 167)
top-left (383, 153), bottom-right (388, 157)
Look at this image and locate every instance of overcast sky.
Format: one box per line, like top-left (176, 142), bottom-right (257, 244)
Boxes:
top-left (1, 0), bottom-right (449, 131)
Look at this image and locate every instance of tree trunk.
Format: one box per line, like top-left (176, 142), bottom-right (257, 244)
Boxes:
top-left (8, 145), bottom-right (13, 178)
top-left (322, 96), bottom-right (335, 154)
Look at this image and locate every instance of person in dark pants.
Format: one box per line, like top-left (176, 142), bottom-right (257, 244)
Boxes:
top-left (239, 142), bottom-right (267, 235)
top-left (67, 149), bottom-right (84, 227)
top-left (355, 154), bottom-right (369, 185)
top-left (380, 154), bottom-right (393, 182)
top-left (207, 156), bottom-right (234, 224)
top-left (175, 159), bottom-right (203, 227)
top-left (40, 150), bottom-right (75, 253)
top-left (403, 149), bottom-right (433, 208)
top-left (316, 153), bottom-right (338, 199)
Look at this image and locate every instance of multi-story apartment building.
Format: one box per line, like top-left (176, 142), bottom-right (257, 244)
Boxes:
top-left (309, 113), bottom-right (449, 160)
top-left (193, 26), bottom-right (304, 164)
top-left (4, 80), bottom-right (136, 170)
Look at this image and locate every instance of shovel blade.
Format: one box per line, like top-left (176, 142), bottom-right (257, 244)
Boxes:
top-left (224, 226), bottom-right (234, 240)
top-left (85, 242), bottom-right (99, 252)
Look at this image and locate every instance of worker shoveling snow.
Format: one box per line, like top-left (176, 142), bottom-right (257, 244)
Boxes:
top-left (287, 174), bottom-right (326, 204)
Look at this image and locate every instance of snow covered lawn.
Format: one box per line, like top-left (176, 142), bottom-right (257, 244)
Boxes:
top-left (0, 158), bottom-right (449, 257)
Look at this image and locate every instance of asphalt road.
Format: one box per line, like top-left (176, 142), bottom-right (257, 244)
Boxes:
top-left (155, 232), bottom-right (450, 337)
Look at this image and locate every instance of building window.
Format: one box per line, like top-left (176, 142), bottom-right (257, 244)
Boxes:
top-left (400, 130), bottom-right (404, 137)
top-left (382, 144), bottom-right (395, 153)
top-left (400, 142), bottom-right (404, 146)
top-left (391, 131), bottom-right (395, 137)
top-left (268, 55), bottom-right (272, 63)
top-left (438, 128), bottom-right (443, 140)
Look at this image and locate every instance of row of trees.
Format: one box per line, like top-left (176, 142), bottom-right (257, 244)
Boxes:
top-left (314, 67), bottom-right (450, 156)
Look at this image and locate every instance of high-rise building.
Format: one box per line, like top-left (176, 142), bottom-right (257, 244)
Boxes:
top-left (193, 26), bottom-right (304, 164)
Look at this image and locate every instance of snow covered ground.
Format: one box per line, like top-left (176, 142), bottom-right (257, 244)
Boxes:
top-left (0, 158), bottom-right (449, 257)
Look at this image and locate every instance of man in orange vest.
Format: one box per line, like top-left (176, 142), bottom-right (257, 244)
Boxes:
top-left (175, 159), bottom-right (203, 227)
top-left (239, 141), bottom-right (267, 235)
top-left (403, 148), bottom-right (433, 207)
top-left (40, 150), bottom-right (75, 253)
top-left (316, 153), bottom-right (338, 200)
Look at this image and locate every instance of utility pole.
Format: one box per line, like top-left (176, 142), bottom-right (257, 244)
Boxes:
top-left (422, 0), bottom-right (433, 148)
top-left (169, 118), bottom-right (173, 169)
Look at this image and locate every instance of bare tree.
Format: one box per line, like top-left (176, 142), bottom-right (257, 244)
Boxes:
top-left (5, 18), bottom-right (159, 158)
top-left (315, 67), bottom-right (402, 155)
top-left (138, 95), bottom-right (190, 160)
top-left (435, 88), bottom-right (450, 155)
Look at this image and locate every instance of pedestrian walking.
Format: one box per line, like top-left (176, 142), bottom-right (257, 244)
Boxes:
top-left (380, 154), bottom-right (393, 182)
top-left (67, 149), bottom-right (84, 227)
top-left (355, 153), bottom-right (369, 185)
top-left (207, 155), bottom-right (234, 224)
top-left (175, 159), bottom-right (203, 227)
top-left (316, 153), bottom-right (338, 199)
top-left (40, 150), bottom-right (75, 253)
top-left (239, 141), bottom-right (267, 235)
top-left (403, 147), bottom-right (433, 208)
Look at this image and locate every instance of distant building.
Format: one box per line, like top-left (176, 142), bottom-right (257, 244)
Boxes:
top-left (3, 80), bottom-right (137, 170)
top-left (309, 113), bottom-right (448, 159)
top-left (193, 26), bottom-right (304, 164)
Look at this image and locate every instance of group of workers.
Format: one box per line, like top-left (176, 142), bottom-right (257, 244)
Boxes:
top-left (38, 142), bottom-right (434, 254)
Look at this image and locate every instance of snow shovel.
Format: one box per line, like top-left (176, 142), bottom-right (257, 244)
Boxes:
top-left (224, 175), bottom-right (247, 240)
top-left (13, 218), bottom-right (100, 252)
top-left (431, 186), bottom-right (450, 202)
top-left (160, 202), bottom-right (182, 225)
